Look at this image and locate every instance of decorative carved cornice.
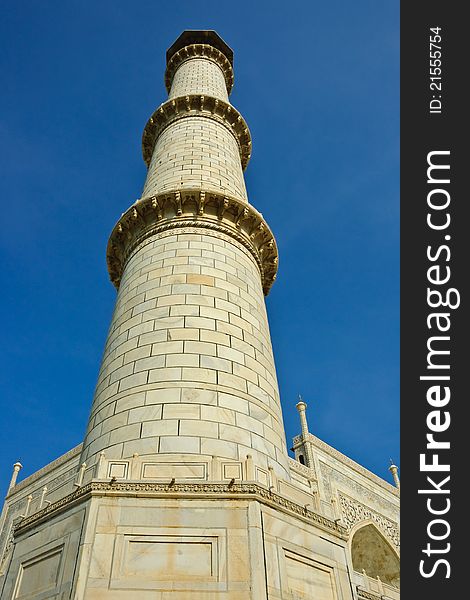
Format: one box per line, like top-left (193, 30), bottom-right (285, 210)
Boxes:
top-left (165, 44), bottom-right (234, 94)
top-left (142, 94), bottom-right (251, 170)
top-left (14, 481), bottom-right (347, 539)
top-left (107, 190), bottom-right (278, 295)
top-left (339, 493), bottom-right (400, 551)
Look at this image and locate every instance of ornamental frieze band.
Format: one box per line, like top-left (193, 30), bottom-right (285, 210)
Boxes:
top-left (13, 480), bottom-right (347, 539)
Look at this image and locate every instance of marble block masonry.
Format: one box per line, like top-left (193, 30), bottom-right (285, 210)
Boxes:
top-left (0, 31), bottom-right (400, 599)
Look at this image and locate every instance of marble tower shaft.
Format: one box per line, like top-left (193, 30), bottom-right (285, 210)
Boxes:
top-left (80, 31), bottom-right (289, 479)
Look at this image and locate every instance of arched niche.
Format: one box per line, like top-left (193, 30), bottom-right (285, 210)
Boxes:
top-left (351, 523), bottom-right (400, 588)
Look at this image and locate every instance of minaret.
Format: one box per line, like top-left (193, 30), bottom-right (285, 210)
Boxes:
top-left (0, 31), bottom-right (401, 600)
top-left (80, 30), bottom-right (290, 480)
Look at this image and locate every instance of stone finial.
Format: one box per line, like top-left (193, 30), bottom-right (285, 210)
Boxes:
top-left (389, 460), bottom-right (400, 489)
top-left (331, 496), bottom-right (340, 520)
top-left (39, 486), bottom-right (48, 509)
top-left (361, 569), bottom-right (370, 591)
top-left (96, 451), bottom-right (106, 478)
top-left (8, 462), bottom-right (23, 492)
top-left (74, 462), bottom-right (87, 488)
top-left (296, 396), bottom-right (309, 437)
top-left (245, 455), bottom-right (254, 480)
top-left (21, 494), bottom-right (33, 518)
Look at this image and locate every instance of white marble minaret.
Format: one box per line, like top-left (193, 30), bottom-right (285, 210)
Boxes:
top-left (80, 30), bottom-right (289, 480)
top-left (0, 32), bottom-right (400, 600)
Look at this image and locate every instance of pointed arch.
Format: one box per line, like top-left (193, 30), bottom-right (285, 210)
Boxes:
top-left (350, 521), bottom-right (400, 588)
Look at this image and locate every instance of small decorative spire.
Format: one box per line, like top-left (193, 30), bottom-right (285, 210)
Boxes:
top-left (376, 575), bottom-right (384, 595)
top-left (39, 486), bottom-right (48, 509)
top-left (296, 395), bottom-right (309, 437)
top-left (74, 463), bottom-right (87, 488)
top-left (389, 459), bottom-right (400, 489)
top-left (21, 494), bottom-right (33, 518)
top-left (361, 569), bottom-right (370, 591)
top-left (8, 462), bottom-right (23, 492)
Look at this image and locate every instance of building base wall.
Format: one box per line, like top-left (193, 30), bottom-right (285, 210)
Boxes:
top-left (1, 503), bottom-right (86, 600)
top-left (0, 436), bottom-right (400, 600)
top-left (0, 486), bottom-right (367, 600)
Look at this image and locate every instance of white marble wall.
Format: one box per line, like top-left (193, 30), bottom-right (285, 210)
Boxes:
top-left (142, 116), bottom-right (248, 200)
top-left (1, 494), bottom-right (365, 600)
top-left (168, 57), bottom-right (229, 102)
top-left (81, 228), bottom-right (289, 479)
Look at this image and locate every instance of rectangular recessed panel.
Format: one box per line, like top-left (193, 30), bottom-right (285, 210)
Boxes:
top-left (256, 467), bottom-right (269, 487)
top-left (223, 463), bottom-right (242, 480)
top-left (122, 537), bottom-right (215, 582)
top-left (142, 462), bottom-right (206, 479)
top-left (284, 550), bottom-right (336, 600)
top-left (15, 546), bottom-right (63, 599)
top-left (108, 462), bottom-right (128, 478)
top-left (278, 480), bottom-right (313, 506)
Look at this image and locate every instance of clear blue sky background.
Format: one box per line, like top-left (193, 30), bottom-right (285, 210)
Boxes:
top-left (0, 1), bottom-right (399, 495)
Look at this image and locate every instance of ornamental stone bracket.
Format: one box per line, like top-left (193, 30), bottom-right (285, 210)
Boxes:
top-left (142, 94), bottom-right (252, 170)
top-left (13, 481), bottom-right (347, 540)
top-left (107, 189), bottom-right (278, 295)
top-left (339, 492), bottom-right (400, 552)
top-left (165, 43), bottom-right (234, 94)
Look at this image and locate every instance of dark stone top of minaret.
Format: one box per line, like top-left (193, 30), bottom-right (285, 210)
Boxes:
top-left (166, 30), bottom-right (234, 66)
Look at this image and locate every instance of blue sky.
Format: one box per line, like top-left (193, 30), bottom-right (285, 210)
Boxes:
top-left (0, 1), bottom-right (399, 494)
